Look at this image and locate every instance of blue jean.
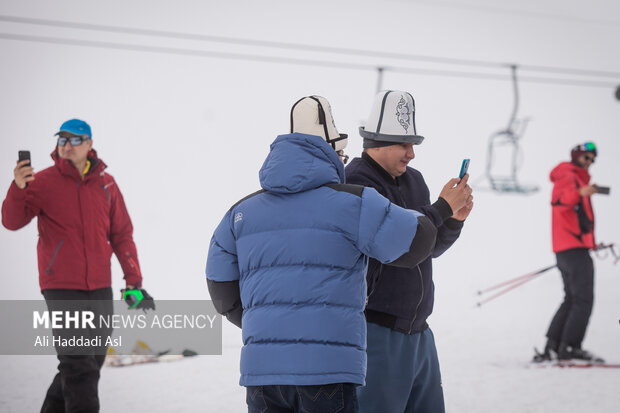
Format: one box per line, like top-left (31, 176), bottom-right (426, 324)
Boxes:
top-left (358, 323), bottom-right (444, 413)
top-left (246, 383), bottom-right (359, 413)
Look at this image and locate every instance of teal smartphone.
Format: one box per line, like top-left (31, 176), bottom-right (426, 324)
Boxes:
top-left (459, 158), bottom-right (470, 179)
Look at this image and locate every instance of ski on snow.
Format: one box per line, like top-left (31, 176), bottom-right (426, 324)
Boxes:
top-left (530, 348), bottom-right (619, 368)
top-left (532, 361), bottom-right (620, 369)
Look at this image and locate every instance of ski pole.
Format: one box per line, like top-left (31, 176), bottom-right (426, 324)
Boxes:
top-left (594, 243), bottom-right (619, 265)
top-left (476, 264), bottom-right (557, 295)
top-left (476, 264), bottom-right (557, 307)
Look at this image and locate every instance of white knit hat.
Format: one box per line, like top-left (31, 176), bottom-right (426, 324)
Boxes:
top-left (290, 96), bottom-right (348, 152)
top-left (359, 90), bottom-right (424, 145)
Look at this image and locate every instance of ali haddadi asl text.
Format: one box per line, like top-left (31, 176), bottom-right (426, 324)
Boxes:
top-left (34, 334), bottom-right (121, 348)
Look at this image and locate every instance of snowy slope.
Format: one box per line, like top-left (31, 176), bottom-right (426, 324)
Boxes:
top-left (1, 194), bottom-right (620, 412)
top-left (1, 293), bottom-right (619, 413)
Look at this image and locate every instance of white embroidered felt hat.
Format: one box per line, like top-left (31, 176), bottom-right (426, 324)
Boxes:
top-left (359, 90), bottom-right (424, 145)
top-left (290, 95), bottom-right (348, 152)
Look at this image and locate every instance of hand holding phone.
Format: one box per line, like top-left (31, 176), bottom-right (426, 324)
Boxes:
top-left (459, 158), bottom-right (470, 180)
top-left (439, 159), bottom-right (474, 220)
top-left (15, 150), bottom-right (34, 189)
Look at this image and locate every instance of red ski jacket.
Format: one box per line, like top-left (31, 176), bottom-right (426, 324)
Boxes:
top-left (550, 161), bottom-right (595, 252)
top-left (2, 149), bottom-right (142, 291)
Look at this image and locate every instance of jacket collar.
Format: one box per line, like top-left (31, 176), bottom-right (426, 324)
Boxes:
top-left (51, 149), bottom-right (106, 181)
top-left (550, 161), bottom-right (590, 184)
top-left (362, 152), bottom-right (398, 183)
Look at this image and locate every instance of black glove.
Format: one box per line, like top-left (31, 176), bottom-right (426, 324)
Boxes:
top-left (121, 288), bottom-right (156, 311)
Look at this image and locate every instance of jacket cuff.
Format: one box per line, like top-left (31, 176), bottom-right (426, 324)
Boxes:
top-left (124, 275), bottom-right (142, 288)
top-left (387, 215), bottom-right (437, 268)
top-left (444, 217), bottom-right (465, 230)
top-left (432, 198), bottom-right (453, 222)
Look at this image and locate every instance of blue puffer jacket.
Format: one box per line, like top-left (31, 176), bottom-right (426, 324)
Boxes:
top-left (206, 133), bottom-right (428, 386)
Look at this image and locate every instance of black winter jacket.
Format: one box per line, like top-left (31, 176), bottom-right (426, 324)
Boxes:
top-left (345, 152), bottom-right (463, 334)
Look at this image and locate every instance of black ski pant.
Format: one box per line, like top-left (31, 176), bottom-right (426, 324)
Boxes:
top-left (546, 248), bottom-right (594, 348)
top-left (40, 288), bottom-right (113, 413)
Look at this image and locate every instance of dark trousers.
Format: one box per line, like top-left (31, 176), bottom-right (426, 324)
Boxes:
top-left (358, 323), bottom-right (444, 413)
top-left (246, 383), bottom-right (359, 413)
top-left (546, 248), bottom-right (594, 348)
top-left (41, 288), bottom-right (113, 413)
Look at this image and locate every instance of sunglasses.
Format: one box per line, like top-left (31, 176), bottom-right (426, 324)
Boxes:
top-left (337, 150), bottom-right (349, 165)
top-left (583, 154), bottom-right (595, 163)
top-left (57, 136), bottom-right (88, 146)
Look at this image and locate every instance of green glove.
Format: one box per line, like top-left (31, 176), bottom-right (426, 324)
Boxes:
top-left (122, 288), bottom-right (155, 311)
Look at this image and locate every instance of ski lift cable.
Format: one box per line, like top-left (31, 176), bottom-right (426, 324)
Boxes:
top-left (0, 32), bottom-right (380, 72)
top-left (1, 14), bottom-right (620, 81)
top-left (391, 66), bottom-right (618, 88)
top-left (0, 31), bottom-right (616, 90)
top-left (0, 14), bottom-right (511, 69)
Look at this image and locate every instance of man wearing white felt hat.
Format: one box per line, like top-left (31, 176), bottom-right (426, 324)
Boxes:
top-left (346, 90), bottom-right (474, 413)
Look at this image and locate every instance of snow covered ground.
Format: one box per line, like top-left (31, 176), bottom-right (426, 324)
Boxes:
top-left (1, 193), bottom-right (619, 413)
top-left (1, 253), bottom-right (619, 413)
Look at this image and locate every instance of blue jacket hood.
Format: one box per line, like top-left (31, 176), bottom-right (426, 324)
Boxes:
top-left (259, 133), bottom-right (345, 193)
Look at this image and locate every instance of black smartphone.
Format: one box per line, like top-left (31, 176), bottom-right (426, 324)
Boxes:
top-left (18, 150), bottom-right (31, 166)
top-left (459, 158), bottom-right (470, 179)
top-left (595, 185), bottom-right (610, 195)
top-left (18, 150), bottom-right (32, 177)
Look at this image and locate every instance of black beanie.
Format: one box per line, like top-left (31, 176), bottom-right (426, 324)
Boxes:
top-left (363, 139), bottom-right (401, 149)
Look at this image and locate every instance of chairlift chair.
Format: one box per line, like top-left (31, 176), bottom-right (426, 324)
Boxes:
top-left (485, 65), bottom-right (538, 194)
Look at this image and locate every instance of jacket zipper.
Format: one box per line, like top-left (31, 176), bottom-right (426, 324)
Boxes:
top-left (395, 178), bottom-right (408, 208)
top-left (395, 178), bottom-right (425, 333)
top-left (408, 265), bottom-right (424, 334)
top-left (45, 240), bottom-right (64, 274)
top-left (128, 255), bottom-right (142, 277)
top-left (102, 183), bottom-right (112, 202)
top-left (77, 181), bottom-right (89, 288)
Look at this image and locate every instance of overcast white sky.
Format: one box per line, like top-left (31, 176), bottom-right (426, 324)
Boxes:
top-left (0, 0), bottom-right (618, 303)
top-left (1, 1), bottom-right (619, 411)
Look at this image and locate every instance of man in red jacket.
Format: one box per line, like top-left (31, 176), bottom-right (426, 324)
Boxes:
top-left (2, 119), bottom-right (144, 412)
top-left (539, 142), bottom-right (602, 362)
